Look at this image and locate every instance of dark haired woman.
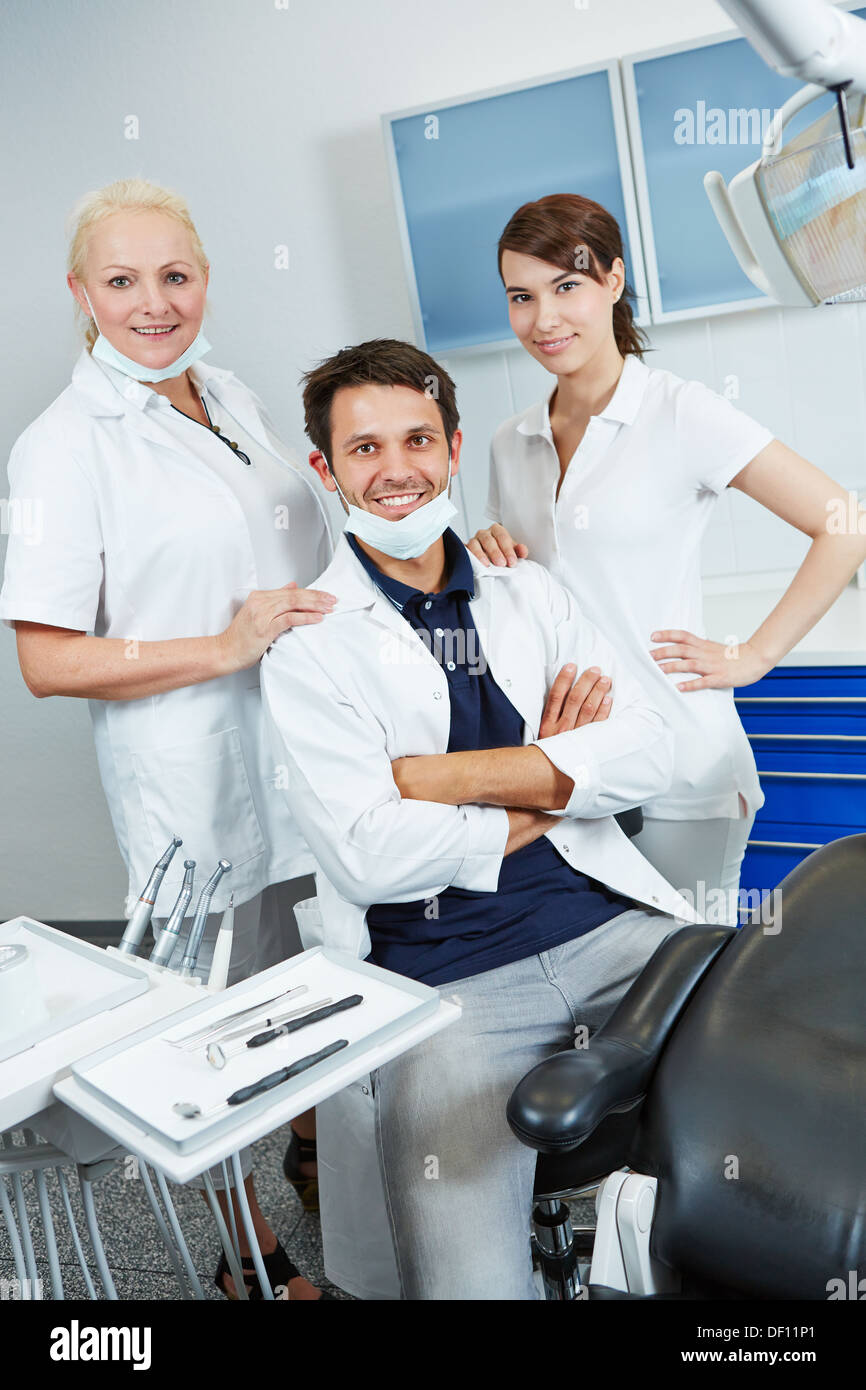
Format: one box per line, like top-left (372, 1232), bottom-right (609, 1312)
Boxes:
top-left (469, 193), bottom-right (866, 922)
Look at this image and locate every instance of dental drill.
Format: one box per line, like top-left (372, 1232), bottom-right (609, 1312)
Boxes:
top-left (117, 836), bottom-right (183, 957)
top-left (178, 860), bottom-right (232, 979)
top-left (149, 859), bottom-right (196, 968)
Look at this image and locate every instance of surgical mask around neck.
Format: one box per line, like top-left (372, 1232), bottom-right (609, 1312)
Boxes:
top-left (329, 458), bottom-right (458, 560)
top-left (82, 287), bottom-right (212, 383)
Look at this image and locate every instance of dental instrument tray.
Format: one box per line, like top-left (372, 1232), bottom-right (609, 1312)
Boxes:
top-left (67, 947), bottom-right (441, 1156)
top-left (0, 917), bottom-right (148, 1064)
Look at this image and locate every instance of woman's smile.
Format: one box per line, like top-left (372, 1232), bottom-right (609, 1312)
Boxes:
top-left (131, 324), bottom-right (179, 338)
top-left (534, 333), bottom-right (577, 354)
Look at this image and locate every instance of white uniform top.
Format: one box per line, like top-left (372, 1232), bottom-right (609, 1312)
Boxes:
top-left (487, 353), bottom-right (774, 821)
top-left (141, 373), bottom-right (305, 591)
top-left (0, 348), bottom-right (333, 915)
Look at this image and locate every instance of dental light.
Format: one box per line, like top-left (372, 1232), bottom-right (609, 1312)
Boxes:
top-left (705, 0), bottom-right (866, 305)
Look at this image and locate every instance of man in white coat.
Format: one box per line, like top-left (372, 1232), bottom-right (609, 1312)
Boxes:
top-left (260, 338), bottom-right (705, 1300)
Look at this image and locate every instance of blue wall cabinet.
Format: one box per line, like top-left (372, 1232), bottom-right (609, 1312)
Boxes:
top-left (383, 62), bottom-right (648, 354)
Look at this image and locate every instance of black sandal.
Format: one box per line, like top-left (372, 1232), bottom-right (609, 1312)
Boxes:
top-left (282, 1128), bottom-right (319, 1214)
top-left (214, 1238), bottom-right (334, 1300)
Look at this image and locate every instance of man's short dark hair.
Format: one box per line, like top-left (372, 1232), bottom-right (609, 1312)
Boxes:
top-left (300, 338), bottom-right (459, 465)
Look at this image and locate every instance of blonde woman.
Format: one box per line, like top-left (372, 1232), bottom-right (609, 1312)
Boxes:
top-left (470, 193), bottom-right (866, 923)
top-left (0, 179), bottom-right (335, 1299)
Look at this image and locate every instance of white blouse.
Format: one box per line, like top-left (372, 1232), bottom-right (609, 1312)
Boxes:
top-left (487, 353), bottom-right (774, 821)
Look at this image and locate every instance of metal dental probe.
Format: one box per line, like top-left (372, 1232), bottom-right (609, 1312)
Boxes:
top-left (164, 984), bottom-right (309, 1045)
top-left (117, 836), bottom-right (183, 956)
top-left (205, 997), bottom-right (333, 1051)
top-left (166, 985), bottom-right (309, 1050)
top-left (173, 1039), bottom-right (351, 1120)
top-left (178, 859), bottom-right (231, 978)
top-left (150, 860), bottom-right (196, 967)
top-left (206, 994), bottom-right (363, 1070)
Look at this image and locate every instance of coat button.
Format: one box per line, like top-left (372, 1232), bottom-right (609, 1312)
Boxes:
top-left (433, 690), bottom-right (442, 699)
top-left (563, 844), bottom-right (569, 853)
top-left (652, 895), bottom-right (659, 903)
top-left (424, 600), bottom-right (432, 610)
top-left (446, 661), bottom-right (456, 671)
top-left (435, 627), bottom-right (444, 637)
top-left (504, 679), bottom-right (512, 687)
top-left (361, 1085), bottom-right (369, 1095)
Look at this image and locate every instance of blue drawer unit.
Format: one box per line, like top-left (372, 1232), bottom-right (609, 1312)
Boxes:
top-left (735, 665), bottom-right (866, 895)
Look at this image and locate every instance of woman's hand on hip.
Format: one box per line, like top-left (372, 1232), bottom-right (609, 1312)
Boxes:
top-left (217, 582), bottom-right (337, 671)
top-left (466, 524), bottom-right (529, 567)
top-left (649, 630), bottom-right (771, 691)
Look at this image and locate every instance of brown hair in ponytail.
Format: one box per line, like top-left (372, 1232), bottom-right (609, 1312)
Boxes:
top-left (497, 193), bottom-right (648, 360)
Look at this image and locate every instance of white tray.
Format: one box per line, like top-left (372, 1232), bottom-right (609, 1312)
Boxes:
top-left (67, 947), bottom-right (441, 1157)
top-left (0, 918), bottom-right (148, 1064)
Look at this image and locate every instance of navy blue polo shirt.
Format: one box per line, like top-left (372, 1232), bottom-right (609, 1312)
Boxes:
top-left (348, 529), bottom-right (632, 986)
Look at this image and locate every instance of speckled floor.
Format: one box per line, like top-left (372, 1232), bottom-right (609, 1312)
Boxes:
top-left (0, 1120), bottom-right (597, 1301)
top-left (0, 1120), bottom-right (348, 1300)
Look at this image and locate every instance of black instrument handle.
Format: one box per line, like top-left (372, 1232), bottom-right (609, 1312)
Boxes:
top-left (247, 994), bottom-right (364, 1049)
top-left (226, 1038), bottom-right (349, 1106)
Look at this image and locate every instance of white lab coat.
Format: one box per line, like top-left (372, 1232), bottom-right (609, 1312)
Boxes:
top-left (261, 532), bottom-right (706, 1299)
top-left (0, 349), bottom-right (333, 915)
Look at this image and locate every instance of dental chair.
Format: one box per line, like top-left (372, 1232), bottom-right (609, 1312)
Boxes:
top-left (512, 833), bottom-right (866, 1300)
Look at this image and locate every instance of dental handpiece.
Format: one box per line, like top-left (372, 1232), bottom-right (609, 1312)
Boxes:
top-left (117, 836), bottom-right (183, 957)
top-left (150, 859), bottom-right (196, 967)
top-left (207, 893), bottom-right (234, 991)
top-left (178, 859), bottom-right (232, 978)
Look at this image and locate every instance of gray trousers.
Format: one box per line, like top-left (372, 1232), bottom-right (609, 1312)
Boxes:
top-left (372, 906), bottom-right (684, 1300)
top-left (631, 808), bottom-right (755, 926)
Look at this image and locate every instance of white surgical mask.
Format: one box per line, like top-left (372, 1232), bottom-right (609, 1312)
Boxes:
top-left (82, 287), bottom-right (212, 383)
top-left (329, 457), bottom-right (458, 560)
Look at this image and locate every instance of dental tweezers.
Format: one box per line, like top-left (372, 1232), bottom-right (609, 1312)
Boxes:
top-left (166, 984), bottom-right (308, 1050)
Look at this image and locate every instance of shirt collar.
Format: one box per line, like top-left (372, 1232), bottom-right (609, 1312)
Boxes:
top-left (346, 527), bottom-right (475, 611)
top-left (516, 352), bottom-right (649, 438)
top-left (71, 347), bottom-right (233, 416)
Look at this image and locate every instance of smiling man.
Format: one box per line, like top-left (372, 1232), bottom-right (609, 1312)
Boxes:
top-left (260, 338), bottom-right (703, 1301)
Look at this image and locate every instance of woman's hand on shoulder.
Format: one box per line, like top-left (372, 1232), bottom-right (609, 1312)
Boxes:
top-left (466, 523), bottom-right (529, 568)
top-left (217, 582), bottom-right (337, 671)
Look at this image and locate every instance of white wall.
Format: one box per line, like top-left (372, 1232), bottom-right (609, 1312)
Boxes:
top-left (2, 0), bottom-right (864, 919)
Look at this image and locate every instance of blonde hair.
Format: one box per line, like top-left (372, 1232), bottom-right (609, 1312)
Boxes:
top-left (66, 178), bottom-right (208, 351)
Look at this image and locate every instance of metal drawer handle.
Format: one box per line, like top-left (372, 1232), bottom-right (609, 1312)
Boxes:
top-left (747, 839), bottom-right (823, 849)
top-left (736, 696), bottom-right (866, 704)
top-left (758, 770), bottom-right (866, 781)
top-left (748, 733), bottom-right (866, 743)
